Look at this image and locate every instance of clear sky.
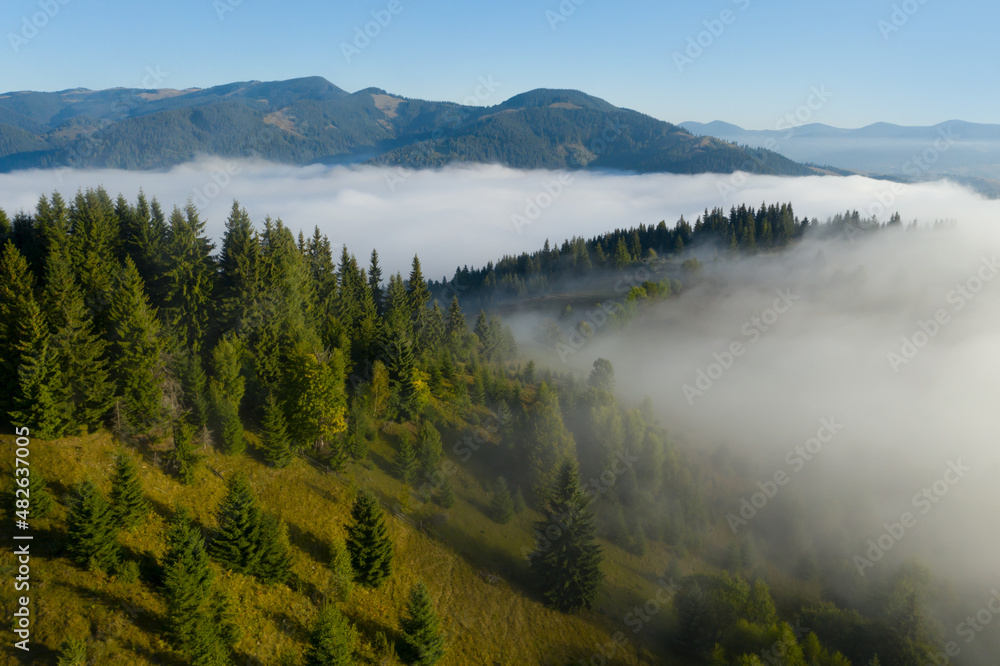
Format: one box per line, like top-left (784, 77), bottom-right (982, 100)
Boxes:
top-left (1, 0), bottom-right (994, 129)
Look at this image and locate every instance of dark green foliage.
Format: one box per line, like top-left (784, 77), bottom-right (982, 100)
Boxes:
top-left (395, 436), bottom-right (417, 485)
top-left (255, 513), bottom-right (293, 584)
top-left (0, 241), bottom-right (37, 417)
top-left (66, 480), bottom-right (120, 572)
top-left (398, 581), bottom-right (445, 666)
top-left (435, 477), bottom-right (455, 509)
top-left (490, 476), bottom-right (515, 525)
top-left (17, 468), bottom-right (54, 518)
top-left (162, 508), bottom-right (237, 665)
top-left (261, 393), bottom-right (293, 468)
top-left (209, 336), bottom-right (246, 455)
top-left (208, 472), bottom-right (262, 574)
top-left (304, 605), bottom-right (358, 666)
top-left (344, 490), bottom-right (394, 588)
top-left (528, 459), bottom-right (604, 612)
top-left (171, 420), bottom-right (201, 485)
top-left (415, 421), bottom-right (442, 475)
top-left (107, 257), bottom-right (164, 429)
top-left (8, 297), bottom-right (71, 438)
top-left (175, 349), bottom-right (210, 428)
top-left (109, 451), bottom-right (149, 530)
top-left (328, 539), bottom-right (354, 603)
top-left (114, 558), bottom-right (141, 584)
top-left (162, 204), bottom-right (215, 353)
top-left (216, 202), bottom-right (262, 333)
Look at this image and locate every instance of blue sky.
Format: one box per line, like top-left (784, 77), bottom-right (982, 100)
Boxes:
top-left (1, 0), bottom-right (994, 129)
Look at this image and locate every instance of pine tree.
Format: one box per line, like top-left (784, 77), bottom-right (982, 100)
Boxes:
top-left (415, 421), bottom-right (442, 475)
top-left (162, 204), bottom-right (215, 353)
top-left (42, 244), bottom-right (114, 430)
top-left (208, 472), bottom-right (262, 575)
top-left (304, 605), bottom-right (358, 666)
top-left (255, 513), bottom-right (292, 584)
top-left (66, 480), bottom-right (120, 572)
top-left (209, 337), bottom-right (246, 455)
top-left (68, 188), bottom-right (120, 324)
top-left (8, 298), bottom-right (71, 439)
top-left (261, 393), bottom-right (293, 468)
top-left (217, 202), bottom-right (262, 333)
top-left (109, 451), bottom-right (149, 530)
top-left (0, 242), bottom-right (37, 417)
top-left (162, 508), bottom-right (237, 665)
top-left (395, 437), bottom-right (417, 485)
top-left (398, 581), bottom-right (445, 666)
top-left (107, 257), bottom-right (163, 429)
top-left (435, 477), bottom-right (455, 509)
top-left (344, 490), bottom-right (394, 588)
top-left (328, 539), bottom-right (354, 603)
top-left (172, 419), bottom-right (201, 484)
top-left (529, 459), bottom-right (604, 612)
top-left (490, 477), bottom-right (515, 525)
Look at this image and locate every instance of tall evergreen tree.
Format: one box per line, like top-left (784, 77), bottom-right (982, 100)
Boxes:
top-left (261, 393), bottom-right (293, 468)
top-left (216, 202), bottom-right (262, 334)
top-left (175, 349), bottom-right (210, 429)
top-left (444, 297), bottom-right (468, 352)
top-left (209, 336), bottom-right (246, 455)
top-left (42, 244), bottom-right (114, 430)
top-left (162, 508), bottom-right (237, 665)
top-left (490, 477), bottom-right (515, 525)
top-left (435, 477), bottom-right (455, 509)
top-left (66, 480), bottom-right (120, 572)
top-left (414, 421), bottom-right (442, 476)
top-left (68, 188), bottom-right (120, 324)
top-left (528, 459), bottom-right (604, 612)
top-left (255, 513), bottom-right (293, 584)
top-left (26, 469), bottom-right (55, 518)
top-left (304, 605), bottom-right (358, 666)
top-left (208, 472), bottom-right (262, 575)
top-left (368, 248), bottom-right (383, 314)
top-left (162, 204), bottom-right (215, 352)
top-left (398, 581), bottom-right (446, 666)
top-left (328, 539), bottom-right (354, 603)
top-left (172, 419), bottom-right (201, 485)
top-left (395, 436), bottom-right (417, 485)
top-left (344, 490), bottom-right (394, 588)
top-left (525, 383), bottom-right (576, 500)
top-left (8, 298), bottom-right (71, 438)
top-left (109, 451), bottom-right (149, 531)
top-left (107, 258), bottom-right (164, 429)
top-left (0, 241), bottom-right (37, 417)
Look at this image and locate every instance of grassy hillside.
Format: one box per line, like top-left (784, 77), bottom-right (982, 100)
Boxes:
top-left (1, 408), bottom-right (703, 665)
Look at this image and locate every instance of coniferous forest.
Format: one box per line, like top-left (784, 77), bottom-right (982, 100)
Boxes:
top-left (0, 189), bottom-right (949, 664)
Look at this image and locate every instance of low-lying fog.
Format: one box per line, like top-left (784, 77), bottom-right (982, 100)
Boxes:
top-left (4, 160), bottom-right (1000, 655)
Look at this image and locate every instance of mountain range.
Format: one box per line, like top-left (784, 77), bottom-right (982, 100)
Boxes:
top-left (0, 76), bottom-right (813, 176)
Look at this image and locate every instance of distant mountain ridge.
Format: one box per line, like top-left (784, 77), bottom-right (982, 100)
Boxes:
top-left (0, 76), bottom-right (813, 176)
top-left (680, 119), bottom-right (1000, 195)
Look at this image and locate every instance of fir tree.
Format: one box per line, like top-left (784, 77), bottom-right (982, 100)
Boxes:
top-left (8, 298), bottom-right (71, 439)
top-left (0, 242), bottom-right (37, 417)
top-left (328, 539), bottom-right (354, 603)
top-left (109, 451), bottom-right (149, 531)
top-left (162, 204), bottom-right (215, 353)
top-left (67, 480), bottom-right (120, 572)
top-left (107, 257), bottom-right (164, 429)
top-left (305, 605), bottom-right (358, 666)
top-left (344, 490), bottom-right (394, 588)
top-left (176, 349), bottom-right (210, 429)
top-left (368, 248), bottom-right (383, 314)
top-left (262, 393), bottom-right (293, 468)
top-left (172, 419), bottom-right (201, 484)
top-left (42, 244), bottom-right (114, 430)
top-left (407, 255), bottom-right (432, 346)
top-left (208, 472), bottom-right (262, 574)
top-left (255, 513), bottom-right (292, 584)
top-left (415, 421), bottom-right (442, 475)
top-left (395, 436), bottom-right (417, 485)
top-left (398, 581), bottom-right (445, 666)
top-left (209, 336), bottom-right (246, 455)
top-left (162, 508), bottom-right (237, 665)
top-left (529, 459), bottom-right (604, 612)
top-left (490, 477), bottom-right (515, 525)
top-left (435, 477), bottom-right (455, 509)
top-left (216, 202), bottom-right (262, 333)
top-left (445, 297), bottom-right (467, 351)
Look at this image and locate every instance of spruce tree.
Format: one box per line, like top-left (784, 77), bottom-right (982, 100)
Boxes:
top-left (67, 480), bottom-right (120, 572)
top-left (398, 581), bottom-right (445, 666)
top-left (176, 349), bottom-right (210, 429)
top-left (395, 437), bottom-right (417, 485)
top-left (8, 298), bottom-right (71, 439)
top-left (304, 605), bottom-right (358, 666)
top-left (162, 508), bottom-right (237, 665)
top-left (172, 419), bottom-right (201, 485)
top-left (0, 242), bottom-right (37, 417)
top-left (27, 469), bottom-right (54, 518)
top-left (490, 477), bottom-right (515, 525)
top-left (109, 451), bottom-right (149, 531)
top-left (328, 539), bottom-right (354, 603)
top-left (407, 255), bottom-right (432, 346)
top-left (107, 257), bottom-right (164, 429)
top-left (162, 204), bottom-right (215, 353)
top-left (261, 393), bottom-right (293, 468)
top-left (208, 471), bottom-right (262, 575)
top-left (415, 421), bottom-right (442, 475)
top-left (529, 459), bottom-right (604, 612)
top-left (344, 490), bottom-right (393, 588)
top-left (435, 477), bottom-right (455, 509)
top-left (368, 248), bottom-right (383, 314)
top-left (42, 244), bottom-right (114, 430)
top-left (256, 513), bottom-right (293, 584)
top-left (216, 202), bottom-right (262, 333)
top-left (209, 336), bottom-right (246, 455)
top-left (445, 297), bottom-right (467, 351)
